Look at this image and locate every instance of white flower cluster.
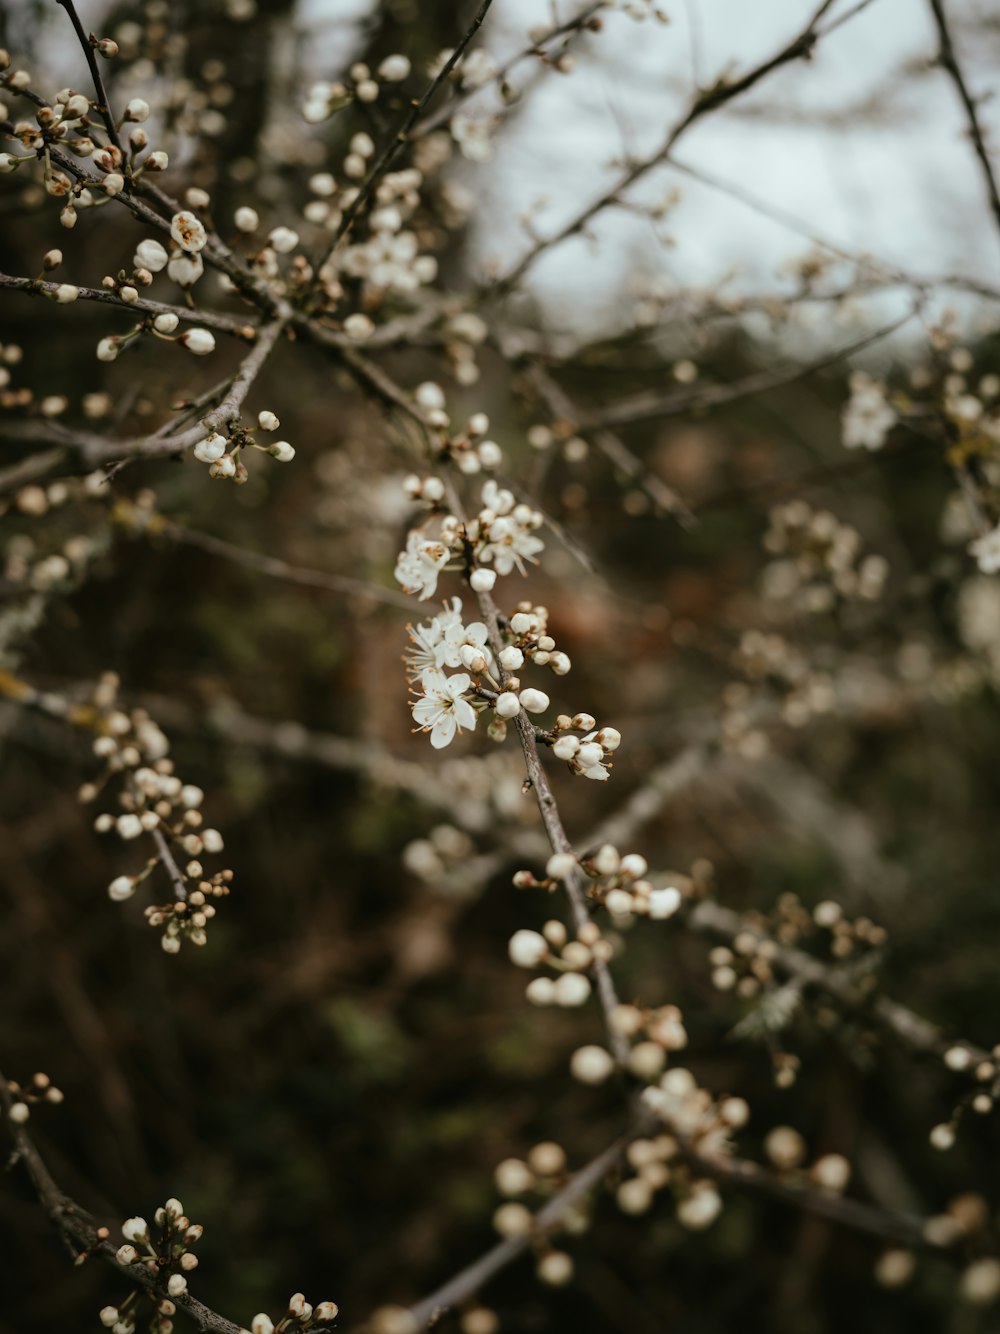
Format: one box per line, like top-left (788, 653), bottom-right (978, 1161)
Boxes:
top-left (325, 168), bottom-right (438, 300)
top-left (393, 477), bottom-right (542, 602)
top-left (80, 676), bottom-right (233, 951)
top-left (841, 371), bottom-right (896, 451)
top-left (507, 918), bottom-right (611, 1009)
top-left (3, 1071), bottom-right (64, 1125)
top-left (762, 500), bottom-right (888, 612)
top-left (249, 1294), bottom-right (340, 1334)
top-left (302, 54), bottom-right (411, 123)
top-left (108, 1198), bottom-right (202, 1333)
top-left (191, 410), bottom-right (293, 483)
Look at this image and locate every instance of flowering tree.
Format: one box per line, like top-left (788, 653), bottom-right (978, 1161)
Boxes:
top-left (3, 1), bottom-right (1000, 1331)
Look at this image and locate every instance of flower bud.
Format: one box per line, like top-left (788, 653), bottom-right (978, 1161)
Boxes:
top-left (495, 691), bottom-right (520, 719)
top-left (135, 239), bottom-right (168, 272)
top-left (181, 328), bottom-right (215, 356)
top-left (469, 568), bottom-right (496, 592)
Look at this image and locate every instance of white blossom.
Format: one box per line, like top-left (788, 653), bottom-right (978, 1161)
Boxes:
top-left (134, 238), bottom-right (168, 272)
top-left (410, 670), bottom-right (477, 749)
top-left (170, 210), bottom-right (207, 253)
top-left (970, 524), bottom-right (1000, 575)
top-left (842, 372), bottom-right (896, 451)
top-left (394, 529), bottom-right (451, 600)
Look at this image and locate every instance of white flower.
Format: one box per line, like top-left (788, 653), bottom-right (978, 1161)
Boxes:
top-left (842, 372), bottom-right (896, 451)
top-left (194, 434), bottom-right (227, 464)
top-left (116, 814), bottom-right (143, 839)
top-left (519, 688), bottom-right (549, 714)
top-left (970, 524), bottom-right (1000, 575)
top-left (168, 251), bottom-right (204, 286)
top-left (122, 1216), bottom-right (149, 1244)
top-left (570, 1045), bottom-right (615, 1085)
top-left (182, 328), bottom-right (215, 355)
top-left (469, 567), bottom-right (496, 592)
top-left (394, 529), bottom-right (451, 600)
top-left (508, 929), bottom-right (548, 967)
top-left (495, 691), bottom-right (520, 719)
top-left (452, 112), bottom-right (495, 163)
top-left (648, 887), bottom-right (681, 919)
top-left (410, 670), bottom-right (476, 749)
top-left (378, 54), bottom-right (411, 81)
top-left (108, 875), bottom-right (135, 902)
top-left (209, 455), bottom-right (237, 479)
top-left (574, 733), bottom-right (611, 781)
top-left (170, 210), bottom-right (207, 253)
top-left (269, 226), bottom-right (299, 254)
top-left (134, 238), bottom-right (168, 272)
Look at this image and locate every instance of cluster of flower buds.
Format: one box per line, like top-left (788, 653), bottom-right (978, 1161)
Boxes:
top-left (928, 1040), bottom-right (1000, 1152)
top-left (248, 1293), bottom-right (340, 1334)
top-left (302, 53), bottom-right (412, 123)
top-left (191, 410), bottom-right (293, 483)
top-left (108, 1197), bottom-right (203, 1331)
top-left (411, 388), bottom-right (503, 475)
top-left (506, 918), bottom-right (611, 1009)
top-left (568, 995), bottom-right (690, 1088)
top-left (4, 1071), bottom-right (64, 1124)
top-left (761, 500), bottom-right (888, 612)
top-left (543, 713), bottom-right (620, 781)
top-left (79, 674), bottom-right (233, 951)
top-left (491, 1142), bottom-right (576, 1285)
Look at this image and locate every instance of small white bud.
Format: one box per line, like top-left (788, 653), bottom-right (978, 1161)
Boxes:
top-left (469, 568), bottom-right (496, 592)
top-left (519, 688), bottom-right (550, 715)
top-left (508, 929), bottom-right (548, 968)
top-left (495, 691), bottom-right (520, 719)
top-left (570, 1045), bottom-right (615, 1085)
top-left (193, 434), bottom-right (227, 464)
top-left (125, 98), bottom-right (150, 122)
top-left (377, 54), bottom-right (412, 81)
top-left (154, 313), bottom-right (179, 334)
top-left (269, 441), bottom-right (295, 463)
top-left (182, 327), bottom-right (215, 356)
top-left (499, 646), bottom-right (524, 671)
top-left (257, 410), bottom-right (279, 431)
top-left (167, 1274), bottom-right (187, 1297)
top-left (8, 1101), bottom-right (30, 1124)
top-left (96, 337), bottom-right (120, 362)
top-left (108, 875), bottom-right (135, 902)
top-left (122, 1216), bottom-right (149, 1244)
top-left (134, 239), bottom-right (168, 272)
top-left (269, 226), bottom-right (299, 254)
top-left (234, 206), bottom-right (259, 232)
top-left (545, 852), bottom-right (576, 880)
top-left (55, 284), bottom-right (79, 303)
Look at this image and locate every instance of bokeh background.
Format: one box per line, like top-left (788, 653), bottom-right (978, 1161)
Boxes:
top-left (3, 1), bottom-right (1000, 1331)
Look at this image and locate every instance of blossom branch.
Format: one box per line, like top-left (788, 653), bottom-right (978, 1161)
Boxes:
top-left (0, 273), bottom-right (257, 335)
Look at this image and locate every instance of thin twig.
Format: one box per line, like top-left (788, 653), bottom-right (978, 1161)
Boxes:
top-left (0, 273), bottom-right (257, 335)
top-left (54, 0), bottom-right (124, 154)
top-left (314, 0), bottom-right (495, 270)
top-left (927, 0), bottom-right (1000, 250)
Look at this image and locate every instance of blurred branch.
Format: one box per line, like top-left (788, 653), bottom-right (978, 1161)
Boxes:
top-left (688, 899), bottom-right (993, 1065)
top-left (525, 363), bottom-right (696, 526)
top-left (412, 2), bottom-right (606, 139)
top-left (927, 0), bottom-right (1000, 251)
top-left (493, 0), bottom-right (845, 293)
top-left (54, 0), bottom-right (124, 155)
top-left (578, 305), bottom-right (920, 430)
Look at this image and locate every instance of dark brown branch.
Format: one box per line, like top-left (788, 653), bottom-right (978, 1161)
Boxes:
top-left (927, 0), bottom-right (1000, 250)
top-left (54, 0), bottom-right (124, 155)
top-left (314, 0), bottom-right (495, 270)
top-left (0, 273), bottom-right (257, 336)
top-left (0, 1070), bottom-right (245, 1334)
